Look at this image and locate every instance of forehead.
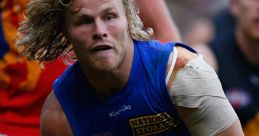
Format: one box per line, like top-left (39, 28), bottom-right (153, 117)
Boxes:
top-left (70, 0), bottom-right (124, 13)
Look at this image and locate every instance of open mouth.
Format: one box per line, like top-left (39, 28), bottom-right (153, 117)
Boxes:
top-left (92, 45), bottom-right (113, 52)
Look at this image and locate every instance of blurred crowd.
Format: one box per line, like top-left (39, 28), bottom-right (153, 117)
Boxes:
top-left (166, 0), bottom-right (229, 44)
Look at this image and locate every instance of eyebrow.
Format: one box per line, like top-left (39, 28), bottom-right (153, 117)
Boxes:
top-left (72, 6), bottom-right (118, 19)
top-left (103, 7), bottom-right (118, 13)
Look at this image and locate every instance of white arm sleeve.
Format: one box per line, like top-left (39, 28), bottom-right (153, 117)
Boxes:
top-left (167, 55), bottom-right (238, 136)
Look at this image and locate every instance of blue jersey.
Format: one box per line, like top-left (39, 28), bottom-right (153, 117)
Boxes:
top-left (54, 40), bottom-right (191, 136)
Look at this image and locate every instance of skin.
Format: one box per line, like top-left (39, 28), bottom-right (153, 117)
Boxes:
top-left (41, 92), bottom-right (73, 136)
top-left (136, 0), bottom-right (181, 42)
top-left (66, 0), bottom-right (133, 96)
top-left (40, 0), bottom-right (244, 135)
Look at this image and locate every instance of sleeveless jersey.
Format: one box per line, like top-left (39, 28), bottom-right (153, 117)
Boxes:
top-left (54, 40), bottom-right (191, 136)
top-left (210, 32), bottom-right (259, 128)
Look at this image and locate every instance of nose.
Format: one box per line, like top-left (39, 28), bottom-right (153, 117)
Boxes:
top-left (92, 20), bottom-right (108, 40)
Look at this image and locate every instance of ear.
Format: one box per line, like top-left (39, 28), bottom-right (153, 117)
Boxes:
top-left (230, 0), bottom-right (239, 18)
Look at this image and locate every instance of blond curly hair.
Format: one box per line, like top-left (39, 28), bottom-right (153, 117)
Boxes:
top-left (16, 0), bottom-right (153, 63)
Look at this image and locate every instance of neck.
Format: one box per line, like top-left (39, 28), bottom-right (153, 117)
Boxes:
top-left (80, 40), bottom-right (134, 97)
top-left (236, 28), bottom-right (259, 65)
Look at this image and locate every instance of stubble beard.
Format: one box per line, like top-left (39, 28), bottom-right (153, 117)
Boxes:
top-left (90, 45), bottom-right (128, 74)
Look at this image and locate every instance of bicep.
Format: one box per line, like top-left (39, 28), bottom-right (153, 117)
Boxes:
top-left (40, 91), bottom-right (73, 136)
top-left (217, 119), bottom-right (243, 136)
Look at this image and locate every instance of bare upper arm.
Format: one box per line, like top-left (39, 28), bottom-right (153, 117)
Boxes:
top-left (40, 91), bottom-right (73, 136)
top-left (217, 119), bottom-right (243, 136)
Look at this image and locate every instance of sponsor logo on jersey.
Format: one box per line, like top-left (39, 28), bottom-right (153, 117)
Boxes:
top-left (129, 112), bottom-right (179, 136)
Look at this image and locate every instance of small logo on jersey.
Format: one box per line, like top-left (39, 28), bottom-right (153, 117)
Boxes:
top-left (109, 105), bottom-right (132, 118)
top-left (225, 88), bottom-right (251, 109)
top-left (129, 112), bottom-right (179, 136)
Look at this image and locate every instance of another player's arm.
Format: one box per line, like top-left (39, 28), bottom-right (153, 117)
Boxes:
top-left (166, 46), bottom-right (244, 136)
top-left (40, 91), bottom-right (73, 136)
top-left (136, 0), bottom-right (181, 42)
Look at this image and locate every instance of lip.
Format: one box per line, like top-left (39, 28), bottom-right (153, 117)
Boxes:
top-left (91, 44), bottom-right (114, 53)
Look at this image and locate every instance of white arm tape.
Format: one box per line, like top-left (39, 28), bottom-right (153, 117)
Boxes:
top-left (168, 55), bottom-right (238, 136)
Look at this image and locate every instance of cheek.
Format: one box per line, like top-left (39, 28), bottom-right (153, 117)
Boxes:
top-left (69, 27), bottom-right (84, 40)
top-left (67, 26), bottom-right (78, 42)
top-left (109, 20), bottom-right (129, 40)
top-left (69, 27), bottom-right (90, 46)
top-left (68, 32), bottom-right (88, 57)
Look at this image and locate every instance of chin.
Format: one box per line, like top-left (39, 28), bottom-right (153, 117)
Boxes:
top-left (93, 61), bottom-right (118, 72)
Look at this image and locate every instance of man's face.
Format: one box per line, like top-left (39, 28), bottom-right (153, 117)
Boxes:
top-left (66, 0), bottom-right (131, 72)
top-left (232, 0), bottom-right (259, 40)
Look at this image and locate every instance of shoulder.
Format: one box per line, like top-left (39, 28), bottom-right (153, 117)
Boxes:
top-left (40, 91), bottom-right (73, 136)
top-left (176, 45), bottom-right (198, 65)
top-left (167, 45), bottom-right (221, 93)
top-left (135, 40), bottom-right (175, 49)
top-left (54, 62), bottom-right (79, 90)
top-left (166, 45), bottom-right (226, 106)
top-left (135, 40), bottom-right (175, 66)
top-left (166, 45), bottom-right (198, 86)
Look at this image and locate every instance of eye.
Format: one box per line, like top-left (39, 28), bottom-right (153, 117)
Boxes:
top-left (104, 15), bottom-right (115, 21)
top-left (82, 18), bottom-right (93, 25)
top-left (76, 16), bottom-right (93, 25)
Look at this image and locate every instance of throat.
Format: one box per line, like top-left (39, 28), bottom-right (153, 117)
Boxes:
top-left (85, 69), bottom-right (129, 97)
top-left (91, 77), bottom-right (127, 98)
